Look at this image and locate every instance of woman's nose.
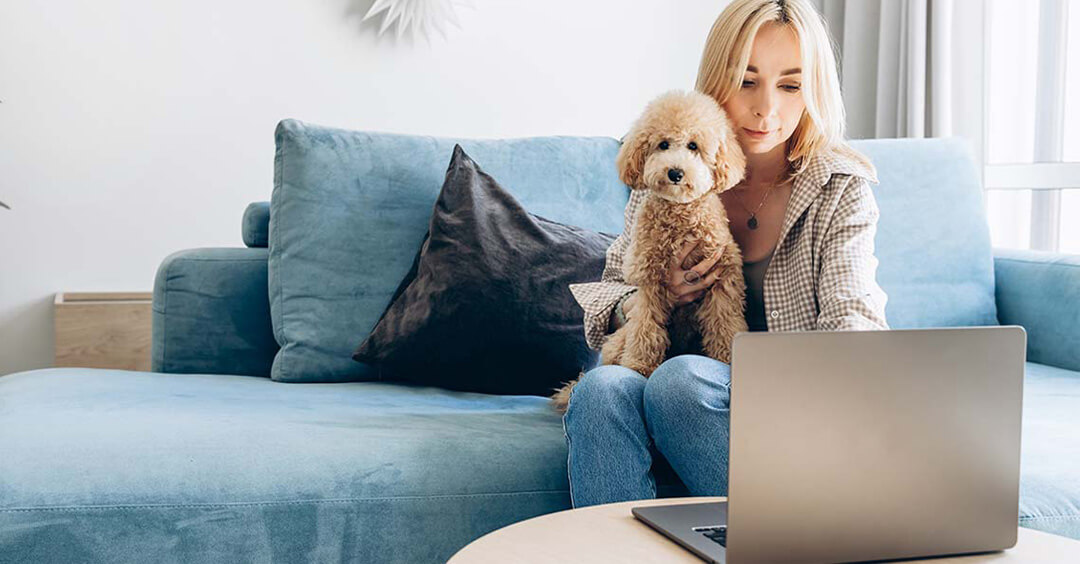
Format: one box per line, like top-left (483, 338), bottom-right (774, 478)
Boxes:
top-left (751, 88), bottom-right (779, 119)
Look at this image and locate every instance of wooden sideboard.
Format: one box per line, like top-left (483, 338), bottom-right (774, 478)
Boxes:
top-left (54, 292), bottom-right (153, 371)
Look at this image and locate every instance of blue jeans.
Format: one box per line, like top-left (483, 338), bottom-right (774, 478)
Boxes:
top-left (562, 354), bottom-right (732, 508)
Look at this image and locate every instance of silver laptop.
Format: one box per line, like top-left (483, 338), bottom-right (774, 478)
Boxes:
top-left (632, 326), bottom-right (1027, 564)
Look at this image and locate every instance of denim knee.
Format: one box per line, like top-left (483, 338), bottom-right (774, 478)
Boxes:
top-left (569, 364), bottom-right (647, 412)
top-left (643, 354), bottom-right (731, 415)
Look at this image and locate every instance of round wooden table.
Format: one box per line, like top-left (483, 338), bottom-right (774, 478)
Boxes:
top-left (448, 496), bottom-right (1080, 563)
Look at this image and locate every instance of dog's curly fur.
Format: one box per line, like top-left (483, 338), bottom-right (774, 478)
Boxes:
top-left (551, 90), bottom-right (749, 413)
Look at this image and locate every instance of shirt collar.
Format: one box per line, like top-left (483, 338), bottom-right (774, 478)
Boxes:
top-left (799, 147), bottom-right (879, 188)
top-left (777, 147), bottom-right (878, 246)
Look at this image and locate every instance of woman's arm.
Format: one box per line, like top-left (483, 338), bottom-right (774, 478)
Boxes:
top-left (609, 292), bottom-right (634, 332)
top-left (815, 175), bottom-right (890, 331)
top-left (568, 189), bottom-right (644, 350)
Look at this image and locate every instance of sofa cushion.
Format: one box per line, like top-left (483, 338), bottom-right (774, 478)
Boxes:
top-left (851, 138), bottom-right (999, 329)
top-left (3, 362), bottom-right (1079, 561)
top-left (1018, 362), bottom-right (1080, 540)
top-left (0, 368), bottom-right (687, 562)
top-left (269, 119), bottom-right (630, 383)
top-left (2, 361), bottom-right (1078, 564)
top-left (352, 145), bottom-right (615, 395)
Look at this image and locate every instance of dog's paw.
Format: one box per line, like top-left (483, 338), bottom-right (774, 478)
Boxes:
top-left (549, 375), bottom-right (582, 414)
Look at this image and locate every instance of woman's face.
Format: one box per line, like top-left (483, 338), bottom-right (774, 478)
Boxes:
top-left (722, 22), bottom-right (806, 158)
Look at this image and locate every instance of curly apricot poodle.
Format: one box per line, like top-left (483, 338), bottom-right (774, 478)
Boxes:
top-left (551, 89), bottom-right (748, 413)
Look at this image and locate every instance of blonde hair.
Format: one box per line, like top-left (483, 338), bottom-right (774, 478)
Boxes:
top-left (694, 0), bottom-right (874, 179)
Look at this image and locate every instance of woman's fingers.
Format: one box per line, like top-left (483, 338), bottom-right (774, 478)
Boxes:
top-left (677, 239), bottom-right (700, 270)
top-left (704, 264), bottom-right (724, 285)
top-left (674, 265), bottom-right (725, 302)
top-left (668, 241), bottom-right (728, 305)
top-left (667, 240), bottom-right (699, 290)
top-left (674, 250), bottom-right (725, 294)
top-left (690, 249), bottom-right (725, 279)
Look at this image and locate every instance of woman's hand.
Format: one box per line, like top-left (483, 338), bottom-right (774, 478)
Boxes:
top-left (666, 239), bottom-right (726, 307)
top-left (621, 240), bottom-right (726, 320)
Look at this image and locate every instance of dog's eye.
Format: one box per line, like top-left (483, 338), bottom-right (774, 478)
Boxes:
top-left (688, 141), bottom-right (698, 151)
top-left (658, 140), bottom-right (670, 150)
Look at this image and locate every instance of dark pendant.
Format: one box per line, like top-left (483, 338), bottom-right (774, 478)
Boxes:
top-left (748, 216), bottom-right (758, 230)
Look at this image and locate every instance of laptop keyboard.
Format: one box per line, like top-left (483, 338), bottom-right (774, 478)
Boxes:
top-left (694, 525), bottom-right (727, 546)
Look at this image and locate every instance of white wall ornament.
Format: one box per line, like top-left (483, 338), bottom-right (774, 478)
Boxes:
top-left (362, 0), bottom-right (474, 43)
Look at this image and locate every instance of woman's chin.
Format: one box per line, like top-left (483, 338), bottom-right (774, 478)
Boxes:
top-left (741, 140), bottom-right (780, 154)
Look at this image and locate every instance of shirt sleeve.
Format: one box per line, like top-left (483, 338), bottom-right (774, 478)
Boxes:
top-left (568, 189), bottom-right (644, 351)
top-left (815, 176), bottom-right (891, 331)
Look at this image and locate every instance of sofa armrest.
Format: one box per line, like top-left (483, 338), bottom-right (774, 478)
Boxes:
top-left (242, 202), bottom-right (269, 248)
top-left (152, 247), bottom-right (278, 376)
top-left (994, 248), bottom-right (1080, 372)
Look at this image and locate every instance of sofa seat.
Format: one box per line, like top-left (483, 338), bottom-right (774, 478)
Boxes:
top-left (2, 362), bottom-right (1077, 562)
top-left (0, 368), bottom-right (685, 563)
top-left (1018, 362), bottom-right (1080, 539)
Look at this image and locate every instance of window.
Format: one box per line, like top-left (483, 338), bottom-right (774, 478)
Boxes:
top-left (984, 0), bottom-right (1079, 253)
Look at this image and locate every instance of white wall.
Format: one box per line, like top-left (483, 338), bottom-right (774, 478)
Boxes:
top-left (0, 0), bottom-right (727, 375)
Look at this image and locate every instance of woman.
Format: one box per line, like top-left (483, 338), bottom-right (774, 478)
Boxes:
top-left (564, 0), bottom-right (890, 508)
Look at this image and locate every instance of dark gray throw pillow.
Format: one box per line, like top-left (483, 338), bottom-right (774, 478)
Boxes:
top-left (352, 144), bottom-right (617, 396)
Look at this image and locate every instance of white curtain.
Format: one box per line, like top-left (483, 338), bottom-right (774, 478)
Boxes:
top-left (812, 0), bottom-right (986, 168)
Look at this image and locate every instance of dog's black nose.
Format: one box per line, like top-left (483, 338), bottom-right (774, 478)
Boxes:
top-left (668, 168), bottom-right (684, 183)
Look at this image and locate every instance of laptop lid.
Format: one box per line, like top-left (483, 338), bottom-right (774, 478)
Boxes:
top-left (725, 326), bottom-right (1026, 564)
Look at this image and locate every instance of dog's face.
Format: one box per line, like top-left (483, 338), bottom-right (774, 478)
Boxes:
top-left (615, 90), bottom-right (746, 204)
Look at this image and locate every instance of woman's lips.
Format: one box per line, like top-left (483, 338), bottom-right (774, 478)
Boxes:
top-left (743, 128), bottom-right (771, 139)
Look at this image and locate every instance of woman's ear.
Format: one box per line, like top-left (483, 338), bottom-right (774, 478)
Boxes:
top-left (713, 137), bottom-right (747, 192)
top-left (615, 126), bottom-right (650, 189)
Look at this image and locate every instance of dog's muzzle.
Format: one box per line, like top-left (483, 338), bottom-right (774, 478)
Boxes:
top-left (667, 168), bottom-right (684, 183)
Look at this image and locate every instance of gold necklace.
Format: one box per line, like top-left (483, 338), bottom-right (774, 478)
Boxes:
top-left (732, 173), bottom-right (791, 230)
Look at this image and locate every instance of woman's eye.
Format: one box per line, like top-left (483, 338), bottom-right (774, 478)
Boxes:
top-left (688, 141), bottom-right (698, 151)
top-left (742, 80), bottom-right (754, 88)
top-left (659, 140), bottom-right (670, 150)
top-left (782, 85), bottom-right (801, 92)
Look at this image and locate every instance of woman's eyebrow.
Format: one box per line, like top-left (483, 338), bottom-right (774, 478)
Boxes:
top-left (746, 65), bottom-right (802, 76)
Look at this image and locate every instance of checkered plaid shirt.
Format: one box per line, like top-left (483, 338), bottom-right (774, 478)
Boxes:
top-left (568, 147), bottom-right (890, 351)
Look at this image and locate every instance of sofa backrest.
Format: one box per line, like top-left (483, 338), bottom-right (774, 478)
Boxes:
top-left (851, 138), bottom-right (998, 329)
top-left (266, 121), bottom-right (998, 381)
top-left (268, 120), bottom-right (631, 382)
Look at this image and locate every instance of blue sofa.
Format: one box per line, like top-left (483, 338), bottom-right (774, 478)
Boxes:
top-left (2, 121), bottom-right (1078, 563)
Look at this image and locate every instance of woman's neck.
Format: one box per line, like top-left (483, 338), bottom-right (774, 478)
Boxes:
top-left (740, 143), bottom-right (790, 192)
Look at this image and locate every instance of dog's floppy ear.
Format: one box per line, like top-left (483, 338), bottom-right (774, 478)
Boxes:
top-left (615, 125), bottom-right (651, 189)
top-left (712, 120), bottom-right (747, 193)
